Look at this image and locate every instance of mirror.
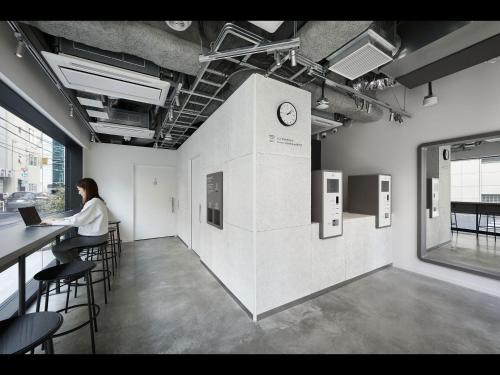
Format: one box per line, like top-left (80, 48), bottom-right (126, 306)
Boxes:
top-left (418, 131), bottom-right (500, 280)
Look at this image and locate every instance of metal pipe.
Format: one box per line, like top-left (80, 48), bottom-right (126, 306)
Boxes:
top-left (199, 38), bottom-right (300, 63)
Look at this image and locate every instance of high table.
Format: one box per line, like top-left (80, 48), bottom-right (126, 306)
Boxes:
top-left (451, 201), bottom-right (500, 237)
top-left (0, 211), bottom-right (76, 316)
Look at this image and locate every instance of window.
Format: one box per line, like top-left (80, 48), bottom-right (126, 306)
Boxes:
top-left (0, 105), bottom-right (66, 227)
top-left (451, 156), bottom-right (500, 202)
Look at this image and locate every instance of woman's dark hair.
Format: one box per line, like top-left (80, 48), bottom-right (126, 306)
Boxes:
top-left (76, 178), bottom-right (104, 205)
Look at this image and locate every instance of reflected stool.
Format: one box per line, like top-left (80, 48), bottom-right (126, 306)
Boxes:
top-left (34, 261), bottom-right (99, 354)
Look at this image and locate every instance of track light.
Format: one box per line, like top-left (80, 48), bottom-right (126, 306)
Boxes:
top-left (168, 108), bottom-right (173, 121)
top-left (315, 80), bottom-right (330, 109)
top-left (274, 51), bottom-right (281, 67)
top-left (290, 49), bottom-right (297, 67)
top-left (423, 81), bottom-right (438, 107)
top-left (69, 104), bottom-right (74, 118)
top-left (153, 142), bottom-right (158, 149)
top-left (15, 40), bottom-right (24, 58)
top-left (175, 95), bottom-right (180, 107)
top-left (389, 110), bottom-right (395, 122)
top-left (365, 102), bottom-right (372, 113)
top-left (91, 134), bottom-right (96, 142)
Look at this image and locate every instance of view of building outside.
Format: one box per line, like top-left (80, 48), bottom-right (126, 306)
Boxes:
top-left (451, 157), bottom-right (500, 203)
top-left (0, 105), bottom-right (67, 311)
top-left (0, 104), bottom-right (65, 227)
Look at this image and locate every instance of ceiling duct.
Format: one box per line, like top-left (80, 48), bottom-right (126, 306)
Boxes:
top-left (297, 21), bottom-right (374, 63)
top-left (22, 21), bottom-right (203, 76)
top-left (303, 82), bottom-right (383, 123)
top-left (41, 51), bottom-right (171, 106)
top-left (380, 21), bottom-right (500, 88)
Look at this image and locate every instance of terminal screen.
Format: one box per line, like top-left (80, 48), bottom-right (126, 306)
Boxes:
top-left (327, 179), bottom-right (339, 193)
top-left (381, 181), bottom-right (390, 192)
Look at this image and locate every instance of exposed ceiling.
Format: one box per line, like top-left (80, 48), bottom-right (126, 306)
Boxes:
top-left (11, 20), bottom-right (500, 149)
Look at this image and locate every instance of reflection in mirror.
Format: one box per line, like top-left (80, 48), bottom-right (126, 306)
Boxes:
top-left (419, 133), bottom-right (500, 279)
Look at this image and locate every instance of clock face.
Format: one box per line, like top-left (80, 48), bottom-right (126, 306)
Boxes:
top-left (277, 102), bottom-right (297, 126)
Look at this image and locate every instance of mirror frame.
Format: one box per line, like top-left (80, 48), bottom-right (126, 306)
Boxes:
top-left (417, 130), bottom-right (500, 281)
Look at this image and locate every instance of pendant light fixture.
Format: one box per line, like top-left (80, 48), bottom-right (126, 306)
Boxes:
top-left (423, 81), bottom-right (438, 107)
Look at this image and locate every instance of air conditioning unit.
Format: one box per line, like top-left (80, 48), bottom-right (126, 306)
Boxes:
top-left (41, 51), bottom-right (171, 106)
top-left (90, 121), bottom-right (155, 139)
top-left (326, 29), bottom-right (397, 80)
top-left (311, 115), bottom-right (343, 135)
top-left (0, 169), bottom-right (5, 177)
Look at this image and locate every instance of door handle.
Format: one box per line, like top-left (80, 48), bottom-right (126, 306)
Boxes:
top-left (171, 197), bottom-right (175, 213)
top-left (199, 203), bottom-right (201, 223)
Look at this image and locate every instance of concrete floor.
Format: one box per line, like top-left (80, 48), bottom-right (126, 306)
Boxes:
top-left (29, 236), bottom-right (500, 354)
top-left (426, 232), bottom-right (500, 276)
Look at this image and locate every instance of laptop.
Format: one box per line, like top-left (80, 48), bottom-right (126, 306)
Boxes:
top-left (18, 206), bottom-right (50, 227)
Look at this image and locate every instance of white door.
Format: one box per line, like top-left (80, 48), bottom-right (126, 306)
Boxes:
top-left (134, 165), bottom-right (175, 240)
top-left (191, 156), bottom-right (201, 254)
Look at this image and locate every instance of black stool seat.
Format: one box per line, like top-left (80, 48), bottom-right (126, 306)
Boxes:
top-left (34, 261), bottom-right (96, 282)
top-left (0, 312), bottom-right (63, 354)
top-left (108, 220), bottom-right (121, 225)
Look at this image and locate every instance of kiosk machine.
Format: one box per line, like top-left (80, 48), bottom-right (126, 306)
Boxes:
top-left (427, 177), bottom-right (439, 218)
top-left (312, 170), bottom-right (343, 238)
top-left (348, 174), bottom-right (392, 228)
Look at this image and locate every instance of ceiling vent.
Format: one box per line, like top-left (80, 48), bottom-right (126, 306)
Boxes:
top-left (89, 121), bottom-right (155, 139)
top-left (326, 29), bottom-right (397, 80)
top-left (41, 51), bottom-right (171, 106)
top-left (311, 114), bottom-right (343, 135)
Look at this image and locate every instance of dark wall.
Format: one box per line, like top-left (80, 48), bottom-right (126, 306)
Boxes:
top-left (312, 139), bottom-right (321, 171)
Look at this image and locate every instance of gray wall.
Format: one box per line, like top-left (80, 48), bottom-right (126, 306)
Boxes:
top-left (321, 58), bottom-right (500, 297)
top-left (0, 22), bottom-right (89, 148)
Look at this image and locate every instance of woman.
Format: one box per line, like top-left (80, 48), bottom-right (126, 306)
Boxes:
top-left (43, 178), bottom-right (109, 264)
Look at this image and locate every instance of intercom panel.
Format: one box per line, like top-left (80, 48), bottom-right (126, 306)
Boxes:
top-left (312, 170), bottom-right (343, 238)
top-left (207, 172), bottom-right (223, 229)
top-left (427, 177), bottom-right (439, 218)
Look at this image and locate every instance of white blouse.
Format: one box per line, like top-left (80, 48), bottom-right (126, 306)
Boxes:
top-left (51, 197), bottom-right (109, 236)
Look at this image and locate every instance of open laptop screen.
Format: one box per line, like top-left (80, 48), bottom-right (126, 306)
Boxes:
top-left (18, 206), bottom-right (42, 226)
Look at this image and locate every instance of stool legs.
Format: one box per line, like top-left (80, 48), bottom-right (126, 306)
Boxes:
top-left (100, 246), bottom-right (108, 305)
top-left (45, 338), bottom-right (54, 354)
top-left (65, 281), bottom-right (71, 313)
top-left (85, 270), bottom-right (96, 354)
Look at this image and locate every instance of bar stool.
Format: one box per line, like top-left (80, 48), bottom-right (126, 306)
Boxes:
top-left (479, 214), bottom-right (497, 240)
top-left (34, 261), bottom-right (99, 354)
top-left (0, 312), bottom-right (63, 354)
top-left (76, 240), bottom-right (112, 305)
top-left (109, 220), bottom-right (122, 257)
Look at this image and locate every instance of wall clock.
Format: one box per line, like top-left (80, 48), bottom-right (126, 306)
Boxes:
top-left (443, 148), bottom-right (450, 160)
top-left (277, 102), bottom-right (297, 126)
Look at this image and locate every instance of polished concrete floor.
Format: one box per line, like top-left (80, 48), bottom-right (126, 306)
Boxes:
top-left (426, 232), bottom-right (500, 276)
top-left (30, 237), bottom-right (500, 354)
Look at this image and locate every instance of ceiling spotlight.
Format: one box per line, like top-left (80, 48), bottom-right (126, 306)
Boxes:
top-left (315, 80), bottom-right (330, 109)
top-left (274, 51), bottom-right (281, 67)
top-left (168, 108), bottom-right (173, 121)
top-left (423, 81), bottom-right (438, 107)
top-left (91, 134), bottom-right (96, 142)
top-left (389, 110), bottom-right (395, 122)
top-left (174, 95), bottom-right (180, 107)
top-left (123, 136), bottom-right (131, 142)
top-left (153, 142), bottom-right (158, 149)
top-left (69, 104), bottom-right (74, 118)
top-left (365, 102), bottom-right (372, 113)
top-left (165, 21), bottom-right (192, 31)
top-left (290, 49), bottom-right (297, 67)
top-left (15, 40), bottom-right (24, 58)
top-left (164, 134), bottom-right (173, 141)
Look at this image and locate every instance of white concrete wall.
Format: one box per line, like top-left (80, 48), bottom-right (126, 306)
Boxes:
top-left (85, 142), bottom-right (177, 242)
top-left (176, 74), bottom-right (257, 315)
top-left (321, 59), bottom-right (500, 297)
top-left (0, 22), bottom-right (90, 149)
